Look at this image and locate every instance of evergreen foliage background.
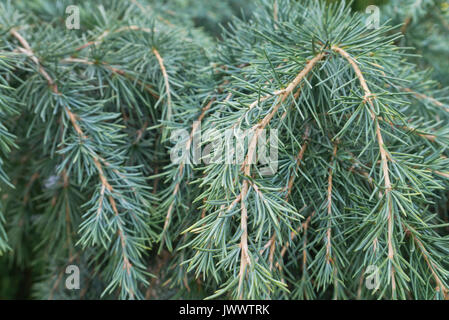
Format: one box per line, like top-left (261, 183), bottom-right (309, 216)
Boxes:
top-left (0, 0), bottom-right (448, 300)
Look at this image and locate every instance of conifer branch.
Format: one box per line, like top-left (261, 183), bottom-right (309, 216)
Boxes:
top-left (407, 227), bottom-right (449, 299)
top-left (331, 46), bottom-right (396, 286)
top-left (237, 52), bottom-right (326, 298)
top-left (10, 27), bottom-right (154, 299)
top-left (160, 98), bottom-right (216, 248)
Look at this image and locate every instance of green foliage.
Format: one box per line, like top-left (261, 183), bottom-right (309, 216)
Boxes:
top-left (0, 0), bottom-right (448, 300)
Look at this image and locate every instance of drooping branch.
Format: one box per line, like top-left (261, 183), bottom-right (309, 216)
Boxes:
top-left (11, 29), bottom-right (135, 291)
top-left (237, 52), bottom-right (327, 298)
top-left (332, 45), bottom-right (396, 292)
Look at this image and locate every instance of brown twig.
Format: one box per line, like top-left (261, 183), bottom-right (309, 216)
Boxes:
top-left (152, 48), bottom-right (172, 120)
top-left (325, 143), bottom-right (338, 265)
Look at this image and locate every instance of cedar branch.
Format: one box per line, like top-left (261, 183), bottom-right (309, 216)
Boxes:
top-left (11, 29), bottom-right (134, 282)
top-left (237, 52), bottom-right (326, 298)
top-left (332, 45), bottom-right (396, 291)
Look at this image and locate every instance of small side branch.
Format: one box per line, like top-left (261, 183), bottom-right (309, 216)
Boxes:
top-left (152, 48), bottom-right (172, 120)
top-left (161, 97), bottom-right (217, 246)
top-left (407, 228), bottom-right (449, 299)
top-left (401, 87), bottom-right (449, 111)
top-left (285, 126), bottom-right (311, 198)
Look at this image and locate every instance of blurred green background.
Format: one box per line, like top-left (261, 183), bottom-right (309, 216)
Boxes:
top-left (157, 0), bottom-right (391, 37)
